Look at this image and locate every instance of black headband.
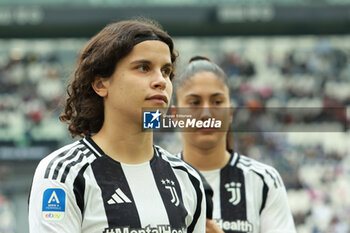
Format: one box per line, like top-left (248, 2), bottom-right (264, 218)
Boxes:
top-left (189, 55), bottom-right (211, 63)
top-left (133, 36), bottom-right (169, 47)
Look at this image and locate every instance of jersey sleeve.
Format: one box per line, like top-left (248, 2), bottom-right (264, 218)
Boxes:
top-left (260, 167), bottom-right (296, 233)
top-left (189, 172), bottom-right (207, 233)
top-left (28, 158), bottom-right (82, 233)
top-left (182, 157), bottom-right (214, 220)
top-left (199, 172), bottom-right (214, 219)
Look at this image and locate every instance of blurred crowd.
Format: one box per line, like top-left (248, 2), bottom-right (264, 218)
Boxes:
top-left (0, 37), bottom-right (349, 232)
top-left (219, 37), bottom-right (350, 233)
top-left (168, 36), bottom-right (350, 233)
top-left (218, 37), bottom-right (349, 233)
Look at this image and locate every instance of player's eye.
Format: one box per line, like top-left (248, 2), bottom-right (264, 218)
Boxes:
top-left (189, 100), bottom-right (200, 106)
top-left (136, 64), bottom-right (150, 72)
top-left (212, 100), bottom-right (223, 105)
top-left (161, 67), bottom-right (172, 78)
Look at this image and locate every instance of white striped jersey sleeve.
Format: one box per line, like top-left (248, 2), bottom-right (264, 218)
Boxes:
top-left (237, 155), bottom-right (296, 233)
top-left (28, 141), bottom-right (88, 233)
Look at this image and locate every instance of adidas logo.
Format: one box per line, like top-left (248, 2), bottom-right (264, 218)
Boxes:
top-left (107, 188), bottom-right (132, 204)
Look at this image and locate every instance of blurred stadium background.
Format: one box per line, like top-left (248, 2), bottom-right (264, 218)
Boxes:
top-left (0, 0), bottom-right (350, 232)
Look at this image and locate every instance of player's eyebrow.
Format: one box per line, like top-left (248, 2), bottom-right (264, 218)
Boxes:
top-left (162, 62), bottom-right (173, 69)
top-left (185, 94), bottom-right (201, 98)
top-left (185, 93), bottom-right (225, 98)
top-left (210, 92), bottom-right (225, 98)
top-left (130, 59), bottom-right (173, 67)
top-left (130, 59), bottom-right (152, 65)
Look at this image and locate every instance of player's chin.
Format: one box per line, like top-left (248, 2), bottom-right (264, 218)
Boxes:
top-left (197, 133), bottom-right (218, 141)
top-left (196, 140), bottom-right (218, 150)
top-left (144, 101), bottom-right (169, 108)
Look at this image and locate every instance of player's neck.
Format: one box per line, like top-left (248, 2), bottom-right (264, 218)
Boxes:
top-left (182, 140), bottom-right (231, 171)
top-left (92, 114), bottom-right (154, 164)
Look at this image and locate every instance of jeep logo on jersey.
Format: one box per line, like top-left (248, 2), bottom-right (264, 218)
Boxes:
top-left (143, 110), bottom-right (161, 129)
top-left (161, 179), bottom-right (179, 206)
top-left (225, 182), bottom-right (242, 205)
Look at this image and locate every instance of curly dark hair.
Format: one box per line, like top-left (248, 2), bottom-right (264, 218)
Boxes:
top-left (59, 18), bottom-right (178, 138)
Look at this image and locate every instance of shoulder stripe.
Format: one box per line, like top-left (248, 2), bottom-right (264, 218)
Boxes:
top-left (236, 158), bottom-right (270, 214)
top-left (264, 168), bottom-right (279, 188)
top-left (160, 155), bottom-right (201, 181)
top-left (82, 137), bottom-right (103, 157)
top-left (44, 142), bottom-right (97, 183)
top-left (237, 159), bottom-right (262, 172)
top-left (175, 152), bottom-right (182, 159)
top-left (60, 149), bottom-right (93, 183)
top-left (44, 142), bottom-right (82, 179)
top-left (237, 159), bottom-right (253, 169)
top-left (230, 152), bottom-right (239, 166)
top-left (270, 167), bottom-right (283, 187)
top-left (240, 156), bottom-right (276, 172)
top-left (247, 169), bottom-right (269, 214)
top-left (52, 148), bottom-right (83, 180)
top-left (238, 159), bottom-right (280, 188)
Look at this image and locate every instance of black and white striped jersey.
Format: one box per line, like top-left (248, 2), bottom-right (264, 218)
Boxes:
top-left (28, 136), bottom-right (206, 233)
top-left (178, 152), bottom-right (296, 233)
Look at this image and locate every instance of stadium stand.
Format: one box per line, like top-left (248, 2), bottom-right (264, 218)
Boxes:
top-left (0, 7), bottom-right (349, 233)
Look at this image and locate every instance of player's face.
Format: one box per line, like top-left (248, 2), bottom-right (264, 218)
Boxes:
top-left (97, 40), bottom-right (173, 123)
top-left (175, 71), bottom-right (232, 149)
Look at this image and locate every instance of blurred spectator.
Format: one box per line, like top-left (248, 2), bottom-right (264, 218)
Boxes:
top-left (0, 194), bottom-right (15, 233)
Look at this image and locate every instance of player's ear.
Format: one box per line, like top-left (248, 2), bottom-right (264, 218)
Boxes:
top-left (92, 76), bottom-right (109, 97)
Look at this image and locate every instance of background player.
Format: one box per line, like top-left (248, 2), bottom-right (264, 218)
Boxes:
top-left (173, 56), bottom-right (296, 233)
top-left (28, 19), bottom-right (206, 232)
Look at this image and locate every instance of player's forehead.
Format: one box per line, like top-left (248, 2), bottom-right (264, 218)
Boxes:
top-left (123, 40), bottom-right (172, 65)
top-left (178, 71), bottom-right (229, 97)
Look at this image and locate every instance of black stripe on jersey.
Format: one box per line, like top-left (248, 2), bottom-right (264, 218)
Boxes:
top-left (60, 149), bottom-right (92, 183)
top-left (220, 162), bottom-right (247, 222)
top-left (264, 168), bottom-right (279, 188)
top-left (73, 163), bottom-right (89, 217)
top-left (200, 173), bottom-right (214, 219)
top-left (249, 170), bottom-right (269, 215)
top-left (160, 151), bottom-right (203, 233)
top-left (176, 151), bottom-right (213, 219)
top-left (270, 168), bottom-right (283, 187)
top-left (91, 156), bottom-right (141, 228)
top-left (259, 177), bottom-right (268, 215)
top-left (150, 153), bottom-right (187, 229)
top-left (173, 166), bottom-right (203, 233)
top-left (44, 143), bottom-right (82, 179)
top-left (52, 150), bottom-right (79, 180)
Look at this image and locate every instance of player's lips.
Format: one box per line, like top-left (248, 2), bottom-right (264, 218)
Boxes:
top-left (197, 127), bottom-right (216, 133)
top-left (145, 94), bottom-right (168, 104)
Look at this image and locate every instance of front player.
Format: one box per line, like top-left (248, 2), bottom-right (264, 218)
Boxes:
top-left (28, 19), bottom-right (206, 233)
